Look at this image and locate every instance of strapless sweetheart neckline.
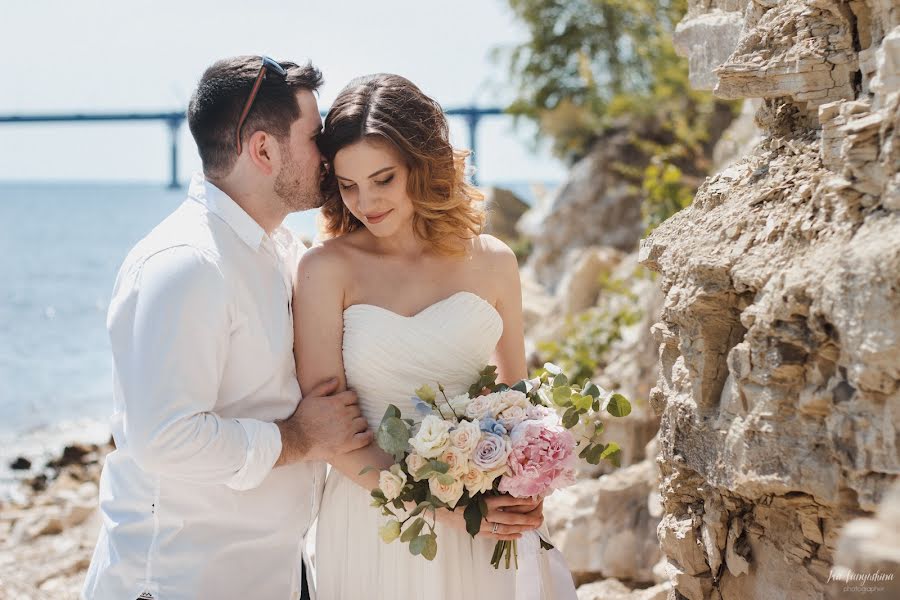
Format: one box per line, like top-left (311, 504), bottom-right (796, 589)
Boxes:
top-left (343, 290), bottom-right (501, 322)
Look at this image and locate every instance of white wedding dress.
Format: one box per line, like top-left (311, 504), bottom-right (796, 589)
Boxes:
top-left (314, 291), bottom-right (576, 600)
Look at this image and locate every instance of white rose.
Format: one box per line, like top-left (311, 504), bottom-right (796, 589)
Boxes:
top-left (429, 476), bottom-right (464, 508)
top-left (497, 405), bottom-right (528, 431)
top-left (495, 389), bottom-right (529, 413)
top-left (409, 415), bottom-right (452, 459)
top-left (406, 453), bottom-right (428, 481)
top-left (449, 419), bottom-right (481, 454)
top-left (460, 464), bottom-right (487, 495)
top-left (378, 465), bottom-right (407, 502)
top-left (461, 464), bottom-right (507, 495)
top-left (437, 393), bottom-right (473, 418)
top-left (465, 392), bottom-right (501, 420)
top-left (439, 446), bottom-right (469, 478)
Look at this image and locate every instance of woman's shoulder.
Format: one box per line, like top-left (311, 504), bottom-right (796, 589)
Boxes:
top-left (297, 235), bottom-right (352, 283)
top-left (470, 234), bottom-right (517, 269)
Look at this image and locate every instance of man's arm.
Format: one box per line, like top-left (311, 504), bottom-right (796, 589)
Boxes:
top-left (108, 245), bottom-right (280, 490)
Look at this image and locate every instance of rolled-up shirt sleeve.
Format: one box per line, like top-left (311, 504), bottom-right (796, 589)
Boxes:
top-left (107, 245), bottom-right (282, 490)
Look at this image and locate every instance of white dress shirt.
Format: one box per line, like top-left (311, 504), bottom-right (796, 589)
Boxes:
top-left (83, 173), bottom-right (325, 600)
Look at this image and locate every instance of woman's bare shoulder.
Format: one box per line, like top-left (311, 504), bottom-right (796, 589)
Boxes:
top-left (296, 236), bottom-right (353, 287)
top-left (471, 233), bottom-right (517, 271)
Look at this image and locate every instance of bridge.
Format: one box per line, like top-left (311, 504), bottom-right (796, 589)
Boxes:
top-left (0, 107), bottom-right (504, 188)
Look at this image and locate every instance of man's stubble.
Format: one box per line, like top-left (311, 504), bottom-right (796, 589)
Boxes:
top-left (274, 142), bottom-right (324, 213)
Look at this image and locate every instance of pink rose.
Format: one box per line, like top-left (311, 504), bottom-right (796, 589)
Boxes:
top-left (498, 420), bottom-right (576, 498)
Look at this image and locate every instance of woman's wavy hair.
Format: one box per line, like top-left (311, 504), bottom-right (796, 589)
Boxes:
top-left (317, 74), bottom-right (484, 255)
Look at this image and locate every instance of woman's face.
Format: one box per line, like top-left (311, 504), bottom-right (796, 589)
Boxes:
top-left (332, 137), bottom-right (414, 237)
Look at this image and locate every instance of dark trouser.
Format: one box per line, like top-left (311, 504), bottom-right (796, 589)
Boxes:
top-left (300, 559), bottom-right (310, 600)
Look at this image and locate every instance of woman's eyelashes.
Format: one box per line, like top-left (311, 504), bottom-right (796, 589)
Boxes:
top-left (339, 174), bottom-right (393, 191)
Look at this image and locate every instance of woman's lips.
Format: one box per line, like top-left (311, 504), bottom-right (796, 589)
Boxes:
top-left (365, 209), bottom-right (392, 224)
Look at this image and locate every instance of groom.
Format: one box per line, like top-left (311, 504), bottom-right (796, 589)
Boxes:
top-left (82, 56), bottom-right (371, 600)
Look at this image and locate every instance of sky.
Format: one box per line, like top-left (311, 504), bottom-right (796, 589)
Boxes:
top-left (0, 0), bottom-right (566, 186)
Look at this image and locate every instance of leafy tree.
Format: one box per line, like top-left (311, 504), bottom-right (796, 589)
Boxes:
top-left (501, 0), bottom-right (738, 229)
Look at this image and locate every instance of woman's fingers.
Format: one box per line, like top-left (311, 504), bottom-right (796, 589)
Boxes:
top-left (483, 495), bottom-right (540, 511)
top-left (437, 507), bottom-right (523, 540)
top-left (485, 508), bottom-right (543, 528)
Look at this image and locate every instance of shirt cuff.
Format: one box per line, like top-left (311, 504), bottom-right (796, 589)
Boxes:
top-left (226, 419), bottom-right (283, 491)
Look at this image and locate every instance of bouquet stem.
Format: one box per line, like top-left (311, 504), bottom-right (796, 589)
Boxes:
top-left (490, 540), bottom-right (519, 569)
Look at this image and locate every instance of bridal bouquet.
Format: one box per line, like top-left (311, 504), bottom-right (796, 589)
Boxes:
top-left (364, 363), bottom-right (631, 568)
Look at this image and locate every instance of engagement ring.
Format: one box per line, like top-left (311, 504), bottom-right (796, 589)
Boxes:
top-left (491, 522), bottom-right (499, 534)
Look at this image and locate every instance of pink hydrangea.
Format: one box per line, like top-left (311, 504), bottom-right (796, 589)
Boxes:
top-left (498, 420), bottom-right (576, 498)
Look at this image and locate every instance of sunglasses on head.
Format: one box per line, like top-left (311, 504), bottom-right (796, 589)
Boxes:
top-left (235, 55), bottom-right (287, 155)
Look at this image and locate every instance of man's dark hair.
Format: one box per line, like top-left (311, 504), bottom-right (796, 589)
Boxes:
top-left (188, 56), bottom-right (323, 178)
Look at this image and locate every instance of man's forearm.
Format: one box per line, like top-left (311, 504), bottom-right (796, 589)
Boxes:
top-left (274, 419), bottom-right (310, 467)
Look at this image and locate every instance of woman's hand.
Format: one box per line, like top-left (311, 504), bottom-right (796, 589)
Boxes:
top-left (435, 495), bottom-right (543, 541)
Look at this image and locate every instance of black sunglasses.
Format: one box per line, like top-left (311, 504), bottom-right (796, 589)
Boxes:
top-left (235, 56), bottom-right (288, 155)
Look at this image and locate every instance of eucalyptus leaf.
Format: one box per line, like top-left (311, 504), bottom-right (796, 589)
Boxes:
top-left (409, 534), bottom-right (428, 556)
top-left (537, 387), bottom-right (554, 406)
top-left (562, 407), bottom-right (580, 429)
top-left (435, 473), bottom-right (456, 486)
top-left (572, 393), bottom-right (593, 411)
top-left (401, 517), bottom-right (426, 543)
top-left (429, 460), bottom-right (450, 474)
top-left (422, 534), bottom-right (438, 560)
top-left (601, 442), bottom-right (622, 466)
top-left (552, 373), bottom-right (568, 387)
top-left (382, 405), bottom-right (401, 420)
top-left (604, 393), bottom-right (632, 417)
top-left (543, 362), bottom-right (562, 375)
top-left (586, 443), bottom-right (605, 464)
top-left (358, 466), bottom-right (376, 476)
top-left (582, 382), bottom-right (601, 399)
top-left (409, 502), bottom-right (429, 517)
top-left (376, 416), bottom-right (410, 458)
top-left (552, 386), bottom-right (572, 406)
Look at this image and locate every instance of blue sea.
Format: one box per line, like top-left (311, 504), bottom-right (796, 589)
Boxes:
top-left (0, 180), bottom-right (548, 466)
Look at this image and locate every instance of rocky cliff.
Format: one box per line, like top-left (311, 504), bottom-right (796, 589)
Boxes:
top-left (642, 1), bottom-right (900, 598)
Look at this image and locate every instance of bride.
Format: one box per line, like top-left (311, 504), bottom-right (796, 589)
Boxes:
top-left (293, 73), bottom-right (575, 599)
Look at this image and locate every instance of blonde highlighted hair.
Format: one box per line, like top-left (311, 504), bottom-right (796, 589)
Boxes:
top-left (317, 74), bottom-right (484, 255)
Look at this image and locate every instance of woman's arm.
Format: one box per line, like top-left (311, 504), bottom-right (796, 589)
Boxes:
top-left (293, 245), bottom-right (393, 490)
top-left (485, 236), bottom-right (528, 385)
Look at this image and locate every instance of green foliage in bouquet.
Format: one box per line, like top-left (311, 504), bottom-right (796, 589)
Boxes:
top-left (364, 362), bottom-right (632, 565)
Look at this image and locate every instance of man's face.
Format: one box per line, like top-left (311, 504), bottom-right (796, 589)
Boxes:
top-left (274, 89), bottom-right (325, 212)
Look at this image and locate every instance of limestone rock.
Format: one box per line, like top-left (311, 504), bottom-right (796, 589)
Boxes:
top-left (482, 186), bottom-right (530, 243)
top-left (674, 1), bottom-right (748, 90)
top-left (546, 460), bottom-right (661, 585)
top-left (641, 1), bottom-right (900, 598)
top-left (577, 578), bottom-right (672, 600)
top-left (833, 479), bottom-right (900, 599)
top-left (518, 131), bottom-right (646, 291)
top-left (556, 246), bottom-right (627, 316)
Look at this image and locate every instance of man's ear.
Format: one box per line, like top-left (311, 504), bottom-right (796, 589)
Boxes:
top-left (247, 130), bottom-right (278, 176)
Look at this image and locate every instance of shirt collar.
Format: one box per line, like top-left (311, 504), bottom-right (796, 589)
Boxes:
top-left (188, 172), bottom-right (267, 251)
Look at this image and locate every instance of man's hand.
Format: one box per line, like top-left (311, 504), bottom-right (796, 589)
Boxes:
top-left (275, 378), bottom-right (373, 466)
top-left (436, 495), bottom-right (543, 541)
